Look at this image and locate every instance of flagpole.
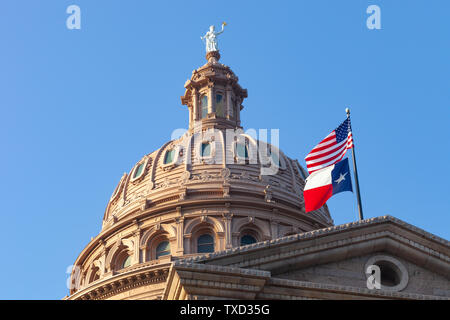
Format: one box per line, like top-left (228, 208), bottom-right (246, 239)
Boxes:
top-left (346, 108), bottom-right (364, 220)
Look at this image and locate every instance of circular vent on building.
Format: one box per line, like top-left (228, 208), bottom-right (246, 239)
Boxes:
top-left (365, 255), bottom-right (409, 292)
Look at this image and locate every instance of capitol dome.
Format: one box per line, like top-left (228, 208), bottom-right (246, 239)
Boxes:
top-left (67, 50), bottom-right (333, 300)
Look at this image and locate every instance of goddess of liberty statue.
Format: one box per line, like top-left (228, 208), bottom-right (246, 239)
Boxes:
top-left (201, 22), bottom-right (226, 52)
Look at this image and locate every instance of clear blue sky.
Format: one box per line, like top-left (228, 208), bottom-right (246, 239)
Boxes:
top-left (1, 0), bottom-right (448, 299)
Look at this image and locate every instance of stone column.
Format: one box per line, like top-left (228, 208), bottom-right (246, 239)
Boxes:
top-left (184, 234), bottom-right (192, 254)
top-left (132, 230), bottom-right (141, 264)
top-left (208, 84), bottom-right (214, 114)
top-left (223, 213), bottom-right (233, 249)
top-left (175, 207), bottom-right (184, 255)
top-left (192, 88), bottom-right (198, 123)
top-left (226, 85), bottom-right (232, 119)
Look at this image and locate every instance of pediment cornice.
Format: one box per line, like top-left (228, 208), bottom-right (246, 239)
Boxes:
top-left (179, 215), bottom-right (449, 278)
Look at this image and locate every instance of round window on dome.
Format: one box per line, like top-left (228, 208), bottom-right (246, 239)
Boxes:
top-left (131, 160), bottom-right (147, 181)
top-left (164, 149), bottom-right (176, 164)
top-left (133, 163), bottom-right (144, 178)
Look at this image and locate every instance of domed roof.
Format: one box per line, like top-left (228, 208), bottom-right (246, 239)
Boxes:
top-left (68, 50), bottom-right (333, 299)
top-left (103, 132), bottom-right (333, 229)
top-left (102, 51), bottom-right (332, 229)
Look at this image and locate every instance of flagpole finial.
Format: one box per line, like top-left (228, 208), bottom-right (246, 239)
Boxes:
top-left (345, 108), bottom-right (350, 116)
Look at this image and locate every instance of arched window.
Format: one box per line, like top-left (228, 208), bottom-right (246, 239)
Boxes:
top-left (122, 255), bottom-right (132, 269)
top-left (215, 94), bottom-right (225, 117)
top-left (197, 234), bottom-right (214, 253)
top-left (164, 149), bottom-right (176, 164)
top-left (156, 241), bottom-right (171, 259)
top-left (89, 267), bottom-right (100, 284)
top-left (201, 142), bottom-right (211, 157)
top-left (240, 235), bottom-right (257, 246)
top-left (201, 95), bottom-right (208, 119)
top-left (235, 143), bottom-right (249, 159)
top-left (230, 98), bottom-right (235, 118)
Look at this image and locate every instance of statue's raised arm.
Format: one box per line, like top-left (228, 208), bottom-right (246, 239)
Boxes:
top-left (215, 22), bottom-right (226, 35)
top-left (201, 22), bottom-right (227, 53)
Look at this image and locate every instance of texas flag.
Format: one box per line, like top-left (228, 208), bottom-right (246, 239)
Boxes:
top-left (303, 158), bottom-right (353, 212)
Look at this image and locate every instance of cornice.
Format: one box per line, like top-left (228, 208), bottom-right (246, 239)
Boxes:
top-left (263, 277), bottom-right (448, 300)
top-left (179, 215), bottom-right (450, 266)
top-left (68, 262), bottom-right (171, 300)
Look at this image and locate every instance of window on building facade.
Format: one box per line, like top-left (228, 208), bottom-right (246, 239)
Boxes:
top-left (197, 234), bottom-right (214, 253)
top-left (122, 255), bottom-right (132, 269)
top-left (201, 95), bottom-right (208, 119)
top-left (133, 162), bottom-right (145, 179)
top-left (201, 142), bottom-right (211, 157)
top-left (235, 143), bottom-right (249, 159)
top-left (240, 235), bottom-right (257, 246)
top-left (164, 149), bottom-right (175, 164)
top-left (215, 94), bottom-right (225, 117)
top-left (155, 241), bottom-right (171, 259)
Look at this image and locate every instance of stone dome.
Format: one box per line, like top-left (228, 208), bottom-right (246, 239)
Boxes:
top-left (68, 51), bottom-right (333, 300)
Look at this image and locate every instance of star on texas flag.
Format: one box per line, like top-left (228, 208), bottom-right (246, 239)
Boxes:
top-left (303, 158), bottom-right (353, 212)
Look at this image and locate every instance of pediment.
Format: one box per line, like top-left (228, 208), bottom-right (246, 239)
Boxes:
top-left (168, 215), bottom-right (450, 299)
top-left (276, 251), bottom-right (450, 298)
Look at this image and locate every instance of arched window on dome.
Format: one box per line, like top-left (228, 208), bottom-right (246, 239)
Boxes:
top-left (164, 149), bottom-right (176, 164)
top-left (200, 95), bottom-right (208, 119)
top-left (155, 241), bottom-right (171, 259)
top-left (230, 97), bottom-right (235, 118)
top-left (234, 142), bottom-right (249, 160)
top-left (122, 255), bottom-right (132, 269)
top-left (88, 267), bottom-right (100, 284)
top-left (197, 234), bottom-right (214, 253)
top-left (201, 142), bottom-right (211, 157)
top-left (240, 234), bottom-right (257, 246)
top-left (215, 93), bottom-right (225, 118)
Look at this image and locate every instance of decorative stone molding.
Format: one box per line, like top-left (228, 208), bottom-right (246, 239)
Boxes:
top-left (178, 216), bottom-right (450, 274)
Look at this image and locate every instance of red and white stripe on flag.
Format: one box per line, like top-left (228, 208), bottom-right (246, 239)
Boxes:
top-left (305, 119), bottom-right (353, 174)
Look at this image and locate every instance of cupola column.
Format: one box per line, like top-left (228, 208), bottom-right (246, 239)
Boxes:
top-left (207, 83), bottom-right (214, 115)
top-left (181, 50), bottom-right (247, 130)
top-left (192, 88), bottom-right (198, 125)
top-left (226, 85), bottom-right (232, 119)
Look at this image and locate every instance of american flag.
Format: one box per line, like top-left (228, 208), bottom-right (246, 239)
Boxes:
top-left (305, 118), bottom-right (353, 174)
